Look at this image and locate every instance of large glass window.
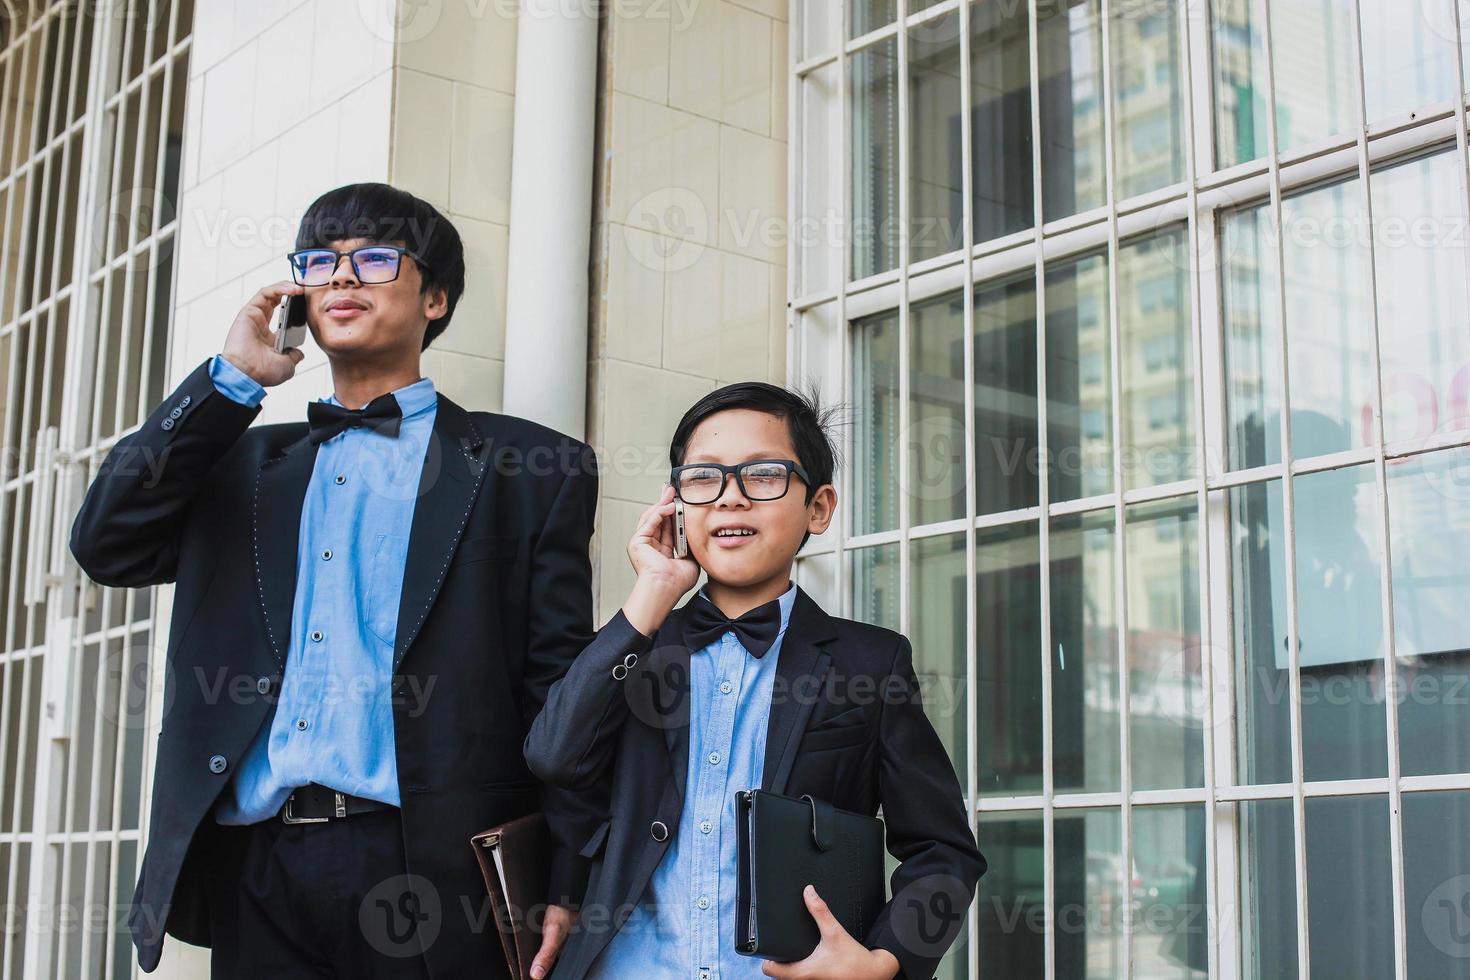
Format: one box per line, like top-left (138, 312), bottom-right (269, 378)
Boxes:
top-left (794, 0), bottom-right (1470, 973)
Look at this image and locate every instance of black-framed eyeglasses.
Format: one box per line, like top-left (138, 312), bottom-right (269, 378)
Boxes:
top-left (670, 459), bottom-right (811, 505)
top-left (286, 244), bottom-right (432, 286)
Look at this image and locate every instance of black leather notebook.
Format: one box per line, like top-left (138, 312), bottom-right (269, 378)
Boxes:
top-left (735, 788), bottom-right (887, 962)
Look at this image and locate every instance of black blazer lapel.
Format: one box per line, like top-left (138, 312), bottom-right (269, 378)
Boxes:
top-left (391, 394), bottom-right (491, 674)
top-left (762, 585), bottom-right (838, 795)
top-left (252, 428), bottom-right (317, 671)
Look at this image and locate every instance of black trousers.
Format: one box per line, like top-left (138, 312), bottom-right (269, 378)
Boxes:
top-left (205, 806), bottom-right (434, 979)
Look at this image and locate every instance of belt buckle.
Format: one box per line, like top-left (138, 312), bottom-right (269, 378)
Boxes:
top-left (281, 791), bottom-right (330, 825)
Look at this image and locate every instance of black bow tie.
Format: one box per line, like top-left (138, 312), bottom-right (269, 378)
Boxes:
top-left (306, 393), bottom-right (403, 445)
top-left (683, 593), bottom-right (784, 658)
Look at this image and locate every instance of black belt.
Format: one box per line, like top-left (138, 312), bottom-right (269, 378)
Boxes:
top-left (279, 782), bottom-right (394, 824)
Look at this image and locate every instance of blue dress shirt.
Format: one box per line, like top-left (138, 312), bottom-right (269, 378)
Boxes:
top-left (588, 582), bottom-right (798, 980)
top-left (205, 353), bottom-right (438, 825)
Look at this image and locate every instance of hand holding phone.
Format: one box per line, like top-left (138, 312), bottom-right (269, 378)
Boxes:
top-left (221, 281), bottom-right (307, 388)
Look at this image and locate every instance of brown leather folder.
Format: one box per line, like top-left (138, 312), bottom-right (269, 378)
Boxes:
top-left (470, 812), bottom-right (550, 980)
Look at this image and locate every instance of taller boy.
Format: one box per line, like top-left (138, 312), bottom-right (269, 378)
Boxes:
top-left (69, 183), bottom-right (597, 979)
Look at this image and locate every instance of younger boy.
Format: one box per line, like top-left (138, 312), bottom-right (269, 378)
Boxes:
top-left (525, 383), bottom-right (984, 979)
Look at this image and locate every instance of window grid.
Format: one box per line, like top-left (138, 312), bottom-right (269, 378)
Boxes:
top-left (792, 2), bottom-right (1470, 978)
top-left (0, 1), bottom-right (190, 977)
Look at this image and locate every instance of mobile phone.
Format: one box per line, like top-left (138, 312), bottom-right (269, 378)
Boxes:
top-left (673, 497), bottom-right (688, 559)
top-left (272, 293), bottom-right (309, 353)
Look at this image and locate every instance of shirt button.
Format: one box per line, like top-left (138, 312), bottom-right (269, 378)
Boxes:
top-left (207, 754), bottom-right (227, 774)
top-left (310, 630), bottom-right (323, 642)
top-left (699, 820), bottom-right (712, 834)
top-left (321, 549), bottom-right (332, 560)
top-left (719, 680), bottom-right (732, 694)
top-left (697, 895), bottom-right (710, 910)
top-left (335, 474), bottom-right (346, 484)
top-left (296, 719), bottom-right (309, 731)
top-left (708, 752), bottom-right (720, 765)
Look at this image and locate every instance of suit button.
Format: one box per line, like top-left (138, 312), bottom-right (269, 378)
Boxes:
top-left (256, 676), bottom-right (271, 695)
top-left (161, 417), bottom-right (174, 430)
top-left (179, 395), bottom-right (191, 408)
top-left (168, 407), bottom-right (183, 419)
top-left (208, 754), bottom-right (227, 774)
top-left (650, 820), bottom-right (668, 842)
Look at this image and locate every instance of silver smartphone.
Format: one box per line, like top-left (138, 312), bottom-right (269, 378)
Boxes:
top-left (673, 497), bottom-right (688, 559)
top-left (272, 293), bottom-right (309, 353)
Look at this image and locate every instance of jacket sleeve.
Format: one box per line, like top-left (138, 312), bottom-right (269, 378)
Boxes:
top-left (863, 634), bottom-right (987, 980)
top-left (69, 357), bottom-right (262, 588)
top-left (524, 608), bottom-right (655, 790)
top-left (516, 440), bottom-right (622, 908)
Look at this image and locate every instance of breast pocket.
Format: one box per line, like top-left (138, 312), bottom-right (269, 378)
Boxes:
top-left (367, 532), bottom-right (411, 644)
top-left (799, 707), bottom-right (874, 753)
top-left (450, 533), bottom-right (519, 568)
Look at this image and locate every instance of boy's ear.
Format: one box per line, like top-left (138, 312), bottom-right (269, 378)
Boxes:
top-left (806, 484), bottom-right (837, 536)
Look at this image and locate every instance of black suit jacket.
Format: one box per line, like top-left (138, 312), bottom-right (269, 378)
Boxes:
top-left (524, 587), bottom-right (986, 980)
top-left (68, 358), bottom-right (603, 977)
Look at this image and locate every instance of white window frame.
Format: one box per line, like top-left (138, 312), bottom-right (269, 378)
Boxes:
top-left (788, 2), bottom-right (1470, 978)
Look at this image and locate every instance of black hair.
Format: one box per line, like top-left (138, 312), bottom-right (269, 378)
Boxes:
top-left (294, 182), bottom-right (466, 351)
top-left (669, 382), bottom-right (843, 549)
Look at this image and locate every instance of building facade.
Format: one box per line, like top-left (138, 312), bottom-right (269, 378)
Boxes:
top-left (1, 0), bottom-right (1469, 977)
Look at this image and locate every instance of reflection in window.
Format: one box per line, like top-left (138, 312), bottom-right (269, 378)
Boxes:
top-left (1387, 447), bottom-right (1470, 778)
top-left (1210, 0), bottom-right (1268, 168)
top-left (909, 12), bottom-right (964, 263)
top-left (1305, 795), bottom-right (1393, 977)
top-left (909, 291), bottom-right (967, 527)
top-left (852, 39), bottom-right (900, 280)
top-left (1126, 497), bottom-right (1203, 792)
top-left (970, 0), bottom-right (1034, 244)
top-left (1223, 179), bottom-right (1374, 465)
top-left (1372, 148), bottom-right (1470, 445)
top-left (1038, 0), bottom-right (1106, 222)
top-left (852, 543), bottom-right (900, 632)
top-left (1358, 0), bottom-right (1458, 124)
top-left (1051, 509), bottom-right (1120, 795)
top-left (1047, 251), bottom-right (1113, 501)
top-left (1120, 228), bottom-right (1195, 489)
top-left (850, 0), bottom-right (894, 39)
top-left (853, 309), bottom-right (900, 535)
top-left (1110, 0), bottom-right (1184, 199)
top-left (1230, 480), bottom-right (1291, 786)
top-left (1239, 798), bottom-right (1298, 979)
top-left (1293, 463), bottom-right (1387, 781)
top-left (1211, 0), bottom-right (1359, 163)
top-left (1221, 201), bottom-right (1282, 470)
top-left (1055, 808), bottom-right (1124, 976)
top-left (975, 274), bottom-right (1040, 516)
top-left (1131, 805), bottom-right (1208, 978)
top-left (912, 533), bottom-right (968, 785)
top-left (976, 813), bottom-right (1045, 976)
top-left (1403, 791), bottom-right (1470, 977)
top-left (799, 64), bottom-right (841, 296)
top-left (975, 522), bottom-right (1042, 797)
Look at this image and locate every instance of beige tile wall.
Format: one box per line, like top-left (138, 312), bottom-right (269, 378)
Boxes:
top-left (588, 0), bottom-right (791, 625)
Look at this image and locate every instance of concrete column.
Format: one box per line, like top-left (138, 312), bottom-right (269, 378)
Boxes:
top-left (501, 0), bottom-right (600, 439)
